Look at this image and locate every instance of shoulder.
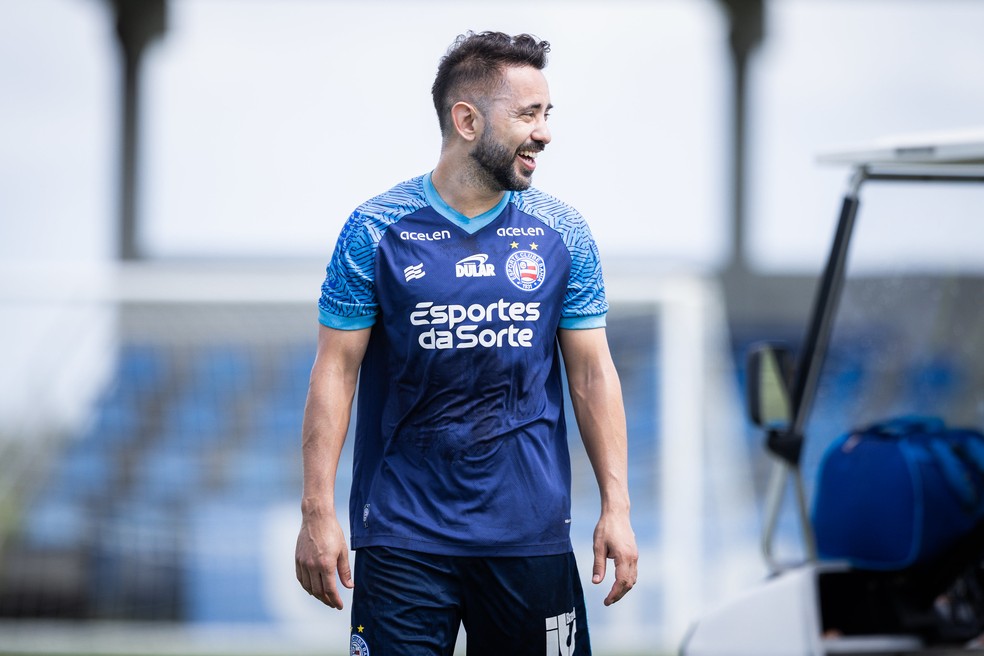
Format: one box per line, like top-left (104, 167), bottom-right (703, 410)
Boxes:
top-left (354, 176), bottom-right (428, 221)
top-left (511, 187), bottom-right (589, 232)
top-left (337, 176), bottom-right (429, 249)
top-left (511, 187), bottom-right (597, 254)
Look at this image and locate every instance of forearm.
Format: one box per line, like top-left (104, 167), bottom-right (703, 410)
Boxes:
top-left (559, 327), bottom-right (638, 603)
top-left (300, 381), bottom-right (353, 518)
top-left (569, 363), bottom-right (631, 514)
top-left (295, 326), bottom-right (369, 609)
top-left (299, 326), bottom-right (368, 520)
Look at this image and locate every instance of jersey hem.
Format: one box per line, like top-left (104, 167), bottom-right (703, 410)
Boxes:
top-left (351, 536), bottom-right (573, 558)
top-left (318, 307), bottom-right (376, 330)
top-left (559, 313), bottom-right (607, 330)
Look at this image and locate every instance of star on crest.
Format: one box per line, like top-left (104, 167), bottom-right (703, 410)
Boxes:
top-left (510, 241), bottom-right (519, 249)
top-left (529, 242), bottom-right (539, 251)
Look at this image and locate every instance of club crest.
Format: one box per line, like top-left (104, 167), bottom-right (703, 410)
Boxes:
top-left (351, 634), bottom-right (370, 656)
top-left (505, 250), bottom-right (545, 291)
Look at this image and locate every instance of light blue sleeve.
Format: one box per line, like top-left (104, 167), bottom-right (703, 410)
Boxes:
top-left (513, 189), bottom-right (609, 330)
top-left (557, 211), bottom-right (609, 329)
top-left (318, 176), bottom-right (429, 330)
top-left (318, 211), bottom-right (381, 330)
top-left (559, 313), bottom-right (607, 330)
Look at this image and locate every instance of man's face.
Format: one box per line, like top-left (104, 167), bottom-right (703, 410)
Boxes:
top-left (470, 66), bottom-right (553, 192)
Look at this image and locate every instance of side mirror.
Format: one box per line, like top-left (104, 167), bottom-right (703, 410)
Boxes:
top-left (746, 344), bottom-right (794, 429)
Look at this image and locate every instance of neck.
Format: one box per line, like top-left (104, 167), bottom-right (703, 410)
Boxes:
top-left (431, 155), bottom-right (505, 219)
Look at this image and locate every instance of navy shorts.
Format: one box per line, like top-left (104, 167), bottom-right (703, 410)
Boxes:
top-left (349, 546), bottom-right (590, 656)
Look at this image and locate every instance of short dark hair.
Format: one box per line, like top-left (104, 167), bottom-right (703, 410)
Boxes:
top-left (431, 31), bottom-right (551, 136)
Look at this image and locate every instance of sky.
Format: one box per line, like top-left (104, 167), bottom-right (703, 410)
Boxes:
top-left (2, 0), bottom-right (984, 273)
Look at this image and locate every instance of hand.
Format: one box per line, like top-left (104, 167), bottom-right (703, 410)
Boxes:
top-left (295, 514), bottom-right (353, 609)
top-left (591, 511), bottom-right (638, 606)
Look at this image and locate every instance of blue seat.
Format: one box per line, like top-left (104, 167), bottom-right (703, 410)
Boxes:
top-left (183, 502), bottom-right (271, 623)
top-left (219, 447), bottom-right (298, 504)
top-left (117, 344), bottom-right (170, 390)
top-left (128, 447), bottom-right (207, 505)
top-left (21, 494), bottom-right (91, 549)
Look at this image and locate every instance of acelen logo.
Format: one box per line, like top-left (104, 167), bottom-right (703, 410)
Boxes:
top-left (400, 229), bottom-right (451, 242)
top-left (496, 226), bottom-right (545, 237)
top-left (455, 254), bottom-right (495, 278)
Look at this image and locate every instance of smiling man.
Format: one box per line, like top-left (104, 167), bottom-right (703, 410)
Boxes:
top-left (295, 31), bottom-right (638, 656)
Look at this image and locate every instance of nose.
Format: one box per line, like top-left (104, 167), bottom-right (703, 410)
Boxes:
top-left (532, 117), bottom-right (551, 145)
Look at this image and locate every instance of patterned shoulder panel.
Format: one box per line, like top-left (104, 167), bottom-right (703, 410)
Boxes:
top-left (354, 175), bottom-right (430, 227)
top-left (512, 188), bottom-right (608, 320)
top-left (320, 176), bottom-right (428, 324)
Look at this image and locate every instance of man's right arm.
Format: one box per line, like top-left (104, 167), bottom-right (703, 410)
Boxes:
top-left (294, 324), bottom-right (371, 610)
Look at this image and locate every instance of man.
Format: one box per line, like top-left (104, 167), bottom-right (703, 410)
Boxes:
top-left (295, 31), bottom-right (637, 656)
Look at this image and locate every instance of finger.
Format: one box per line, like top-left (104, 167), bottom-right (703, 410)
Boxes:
top-left (604, 572), bottom-right (634, 606)
top-left (603, 557), bottom-right (638, 606)
top-left (320, 570), bottom-right (343, 610)
top-left (592, 542), bottom-right (607, 585)
top-left (296, 560), bottom-right (313, 594)
top-left (308, 567), bottom-right (330, 605)
top-left (604, 581), bottom-right (627, 606)
top-left (338, 550), bottom-right (354, 590)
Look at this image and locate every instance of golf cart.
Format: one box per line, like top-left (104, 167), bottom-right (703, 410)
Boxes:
top-left (680, 130), bottom-right (984, 655)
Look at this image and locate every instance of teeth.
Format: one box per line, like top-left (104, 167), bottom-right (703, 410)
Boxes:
top-left (519, 151), bottom-right (538, 159)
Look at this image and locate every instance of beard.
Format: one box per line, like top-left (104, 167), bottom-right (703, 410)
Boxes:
top-left (469, 127), bottom-right (535, 192)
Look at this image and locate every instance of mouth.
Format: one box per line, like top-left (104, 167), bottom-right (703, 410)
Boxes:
top-left (517, 147), bottom-right (541, 172)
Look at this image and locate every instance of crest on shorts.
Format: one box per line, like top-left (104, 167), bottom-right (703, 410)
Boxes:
top-left (505, 250), bottom-right (545, 291)
top-left (351, 633), bottom-right (370, 656)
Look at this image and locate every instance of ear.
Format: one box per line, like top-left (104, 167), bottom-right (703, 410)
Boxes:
top-left (450, 101), bottom-right (482, 142)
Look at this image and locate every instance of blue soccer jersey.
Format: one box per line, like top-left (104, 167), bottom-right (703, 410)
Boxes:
top-left (319, 173), bottom-right (608, 557)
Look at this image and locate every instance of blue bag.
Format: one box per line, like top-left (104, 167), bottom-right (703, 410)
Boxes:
top-left (812, 416), bottom-right (984, 570)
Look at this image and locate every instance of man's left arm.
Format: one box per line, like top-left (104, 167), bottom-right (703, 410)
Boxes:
top-left (558, 327), bottom-right (639, 606)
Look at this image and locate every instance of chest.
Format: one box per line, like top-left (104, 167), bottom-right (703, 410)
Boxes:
top-left (375, 206), bottom-right (571, 312)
